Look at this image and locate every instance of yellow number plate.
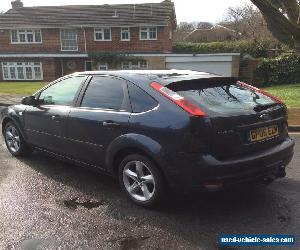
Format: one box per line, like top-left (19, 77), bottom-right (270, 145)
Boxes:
top-left (250, 125), bottom-right (279, 142)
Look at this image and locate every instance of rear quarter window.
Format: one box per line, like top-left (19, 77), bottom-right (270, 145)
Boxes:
top-left (128, 82), bottom-right (158, 113)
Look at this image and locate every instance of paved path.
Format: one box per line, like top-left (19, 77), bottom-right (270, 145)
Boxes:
top-left (0, 129), bottom-right (299, 249)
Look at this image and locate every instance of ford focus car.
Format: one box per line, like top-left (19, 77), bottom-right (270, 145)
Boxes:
top-left (1, 70), bottom-right (295, 207)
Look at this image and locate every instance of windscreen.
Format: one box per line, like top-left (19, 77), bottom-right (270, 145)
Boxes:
top-left (169, 80), bottom-right (277, 116)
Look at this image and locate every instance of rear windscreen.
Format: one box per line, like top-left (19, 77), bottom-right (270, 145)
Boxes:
top-left (169, 81), bottom-right (277, 116)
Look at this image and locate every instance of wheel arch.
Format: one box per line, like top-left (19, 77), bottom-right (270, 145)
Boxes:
top-left (2, 116), bottom-right (26, 139)
top-left (105, 133), bottom-right (168, 179)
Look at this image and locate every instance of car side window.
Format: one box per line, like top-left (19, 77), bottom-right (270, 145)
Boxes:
top-left (127, 82), bottom-right (158, 113)
top-left (81, 76), bottom-right (127, 111)
top-left (39, 76), bottom-right (85, 106)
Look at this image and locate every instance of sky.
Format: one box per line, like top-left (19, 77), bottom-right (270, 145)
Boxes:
top-left (1, 0), bottom-right (251, 23)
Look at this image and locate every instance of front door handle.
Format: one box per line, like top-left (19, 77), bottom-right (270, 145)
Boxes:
top-left (51, 115), bottom-right (62, 121)
top-left (102, 121), bottom-right (121, 127)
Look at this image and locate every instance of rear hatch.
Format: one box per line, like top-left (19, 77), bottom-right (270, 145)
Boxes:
top-left (168, 78), bottom-right (288, 160)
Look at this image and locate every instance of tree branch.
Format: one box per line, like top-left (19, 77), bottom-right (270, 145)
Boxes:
top-left (251, 0), bottom-right (300, 37)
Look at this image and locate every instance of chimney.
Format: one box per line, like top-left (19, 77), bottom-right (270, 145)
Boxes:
top-left (11, 0), bottom-right (23, 9)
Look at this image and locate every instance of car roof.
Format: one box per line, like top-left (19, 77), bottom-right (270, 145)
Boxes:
top-left (72, 70), bottom-right (235, 86)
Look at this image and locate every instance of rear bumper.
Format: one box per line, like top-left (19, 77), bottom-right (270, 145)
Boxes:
top-left (164, 137), bottom-right (295, 192)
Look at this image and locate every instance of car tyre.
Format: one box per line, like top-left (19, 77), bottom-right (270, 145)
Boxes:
top-left (4, 122), bottom-right (32, 157)
top-left (118, 154), bottom-right (165, 208)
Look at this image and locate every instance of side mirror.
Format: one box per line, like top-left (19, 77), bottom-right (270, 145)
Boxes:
top-left (21, 96), bottom-right (38, 106)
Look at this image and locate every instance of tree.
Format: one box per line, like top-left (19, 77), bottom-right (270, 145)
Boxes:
top-left (250, 0), bottom-right (300, 52)
top-left (221, 4), bottom-right (280, 47)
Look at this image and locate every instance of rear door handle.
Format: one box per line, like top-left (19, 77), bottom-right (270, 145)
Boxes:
top-left (51, 115), bottom-right (62, 121)
top-left (102, 121), bottom-right (121, 127)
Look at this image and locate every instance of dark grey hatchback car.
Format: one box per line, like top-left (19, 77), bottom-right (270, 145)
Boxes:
top-left (1, 70), bottom-right (295, 207)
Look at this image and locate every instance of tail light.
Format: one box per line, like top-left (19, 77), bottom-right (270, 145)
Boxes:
top-left (237, 81), bottom-right (283, 104)
top-left (150, 81), bottom-right (206, 117)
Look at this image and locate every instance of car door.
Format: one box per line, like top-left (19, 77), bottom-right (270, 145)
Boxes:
top-left (65, 75), bottom-right (131, 168)
top-left (23, 75), bottom-right (87, 154)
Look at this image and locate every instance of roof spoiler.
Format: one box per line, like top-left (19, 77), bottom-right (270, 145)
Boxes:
top-left (166, 77), bottom-right (238, 91)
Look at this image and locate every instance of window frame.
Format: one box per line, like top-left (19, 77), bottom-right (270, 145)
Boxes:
top-left (120, 27), bottom-right (130, 41)
top-left (1, 62), bottom-right (43, 80)
top-left (77, 75), bottom-right (131, 112)
top-left (139, 27), bottom-right (157, 40)
top-left (60, 29), bottom-right (78, 51)
top-left (121, 61), bottom-right (148, 70)
top-left (36, 75), bottom-right (87, 107)
top-left (94, 28), bottom-right (112, 41)
top-left (10, 29), bottom-right (43, 44)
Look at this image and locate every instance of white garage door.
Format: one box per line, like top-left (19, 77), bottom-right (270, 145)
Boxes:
top-left (165, 54), bottom-right (239, 77)
top-left (166, 62), bottom-right (232, 77)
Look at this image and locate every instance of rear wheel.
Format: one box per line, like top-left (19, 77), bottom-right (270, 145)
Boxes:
top-left (4, 122), bottom-right (32, 157)
top-left (118, 154), bottom-right (165, 207)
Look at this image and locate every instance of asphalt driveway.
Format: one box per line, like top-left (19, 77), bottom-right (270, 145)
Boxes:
top-left (0, 107), bottom-right (299, 249)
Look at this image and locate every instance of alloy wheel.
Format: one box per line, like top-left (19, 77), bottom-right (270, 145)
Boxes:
top-left (123, 160), bottom-right (156, 202)
top-left (5, 125), bottom-right (21, 153)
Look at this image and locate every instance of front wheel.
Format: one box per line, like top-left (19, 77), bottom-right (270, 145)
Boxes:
top-left (118, 154), bottom-right (166, 208)
top-left (4, 122), bottom-right (32, 157)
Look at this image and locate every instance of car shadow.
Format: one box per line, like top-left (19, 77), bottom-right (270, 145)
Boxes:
top-left (18, 151), bottom-right (299, 249)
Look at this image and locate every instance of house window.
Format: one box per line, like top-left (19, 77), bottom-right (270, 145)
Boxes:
top-left (10, 29), bottom-right (42, 44)
top-left (99, 63), bottom-right (108, 70)
top-left (121, 61), bottom-right (148, 70)
top-left (140, 27), bottom-right (157, 40)
top-left (61, 30), bottom-right (78, 51)
top-left (140, 61), bottom-right (148, 69)
top-left (121, 27), bottom-right (130, 41)
top-left (94, 28), bottom-right (111, 41)
top-left (121, 62), bottom-right (130, 70)
top-left (2, 62), bottom-right (43, 80)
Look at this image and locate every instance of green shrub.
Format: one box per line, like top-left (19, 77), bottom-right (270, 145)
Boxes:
top-left (173, 40), bottom-right (270, 57)
top-left (255, 54), bottom-right (300, 86)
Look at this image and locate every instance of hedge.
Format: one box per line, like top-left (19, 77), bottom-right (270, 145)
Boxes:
top-left (255, 54), bottom-right (300, 86)
top-left (173, 40), bottom-right (270, 58)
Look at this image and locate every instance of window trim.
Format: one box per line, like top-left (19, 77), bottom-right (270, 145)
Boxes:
top-left (1, 62), bottom-right (43, 81)
top-left (10, 29), bottom-right (43, 44)
top-left (60, 29), bottom-right (78, 52)
top-left (139, 27), bottom-right (157, 41)
top-left (94, 27), bottom-right (112, 41)
top-left (120, 27), bottom-right (130, 41)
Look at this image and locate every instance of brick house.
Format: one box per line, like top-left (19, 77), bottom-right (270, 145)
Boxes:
top-left (0, 0), bottom-right (176, 82)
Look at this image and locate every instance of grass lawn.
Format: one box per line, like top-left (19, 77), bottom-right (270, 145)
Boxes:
top-left (262, 83), bottom-right (300, 108)
top-left (0, 82), bottom-right (47, 95)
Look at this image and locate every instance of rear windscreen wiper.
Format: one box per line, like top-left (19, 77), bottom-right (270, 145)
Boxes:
top-left (253, 103), bottom-right (279, 112)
